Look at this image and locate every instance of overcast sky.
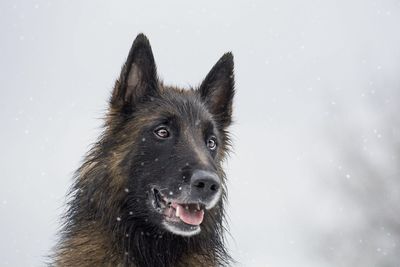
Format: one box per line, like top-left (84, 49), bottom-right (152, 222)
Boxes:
top-left (1, 1), bottom-right (400, 266)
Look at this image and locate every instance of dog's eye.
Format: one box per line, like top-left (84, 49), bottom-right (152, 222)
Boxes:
top-left (207, 136), bottom-right (217, 150)
top-left (154, 127), bottom-right (170, 139)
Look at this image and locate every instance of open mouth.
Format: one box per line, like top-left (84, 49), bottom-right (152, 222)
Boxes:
top-left (152, 188), bottom-right (205, 234)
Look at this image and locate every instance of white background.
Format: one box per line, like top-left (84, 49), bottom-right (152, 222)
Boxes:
top-left (1, 1), bottom-right (400, 266)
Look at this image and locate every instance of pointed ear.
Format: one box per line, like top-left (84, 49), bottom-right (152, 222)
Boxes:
top-left (111, 33), bottom-right (158, 113)
top-left (199, 52), bottom-right (235, 128)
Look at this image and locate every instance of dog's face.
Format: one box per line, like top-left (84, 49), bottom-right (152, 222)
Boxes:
top-left (126, 93), bottom-right (224, 236)
top-left (109, 34), bottom-right (234, 237)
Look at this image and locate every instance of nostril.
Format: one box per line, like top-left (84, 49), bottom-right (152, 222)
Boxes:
top-left (196, 181), bottom-right (205, 189)
top-left (210, 184), bottom-right (218, 191)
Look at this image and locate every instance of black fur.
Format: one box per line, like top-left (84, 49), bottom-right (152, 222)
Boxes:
top-left (53, 33), bottom-right (235, 267)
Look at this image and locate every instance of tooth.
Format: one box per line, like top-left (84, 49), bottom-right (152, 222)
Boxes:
top-left (168, 208), bottom-right (173, 218)
top-left (185, 205), bottom-right (189, 210)
top-left (176, 205), bottom-right (181, 218)
top-left (196, 203), bottom-right (200, 210)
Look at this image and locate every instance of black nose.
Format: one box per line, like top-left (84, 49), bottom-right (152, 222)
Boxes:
top-left (190, 170), bottom-right (221, 199)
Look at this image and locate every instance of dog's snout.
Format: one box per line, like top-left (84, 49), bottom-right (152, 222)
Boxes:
top-left (190, 170), bottom-right (221, 199)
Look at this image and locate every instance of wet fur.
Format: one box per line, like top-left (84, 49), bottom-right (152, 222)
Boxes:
top-left (52, 34), bottom-right (235, 267)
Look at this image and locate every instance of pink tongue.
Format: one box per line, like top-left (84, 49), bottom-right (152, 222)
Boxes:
top-left (176, 204), bottom-right (204, 225)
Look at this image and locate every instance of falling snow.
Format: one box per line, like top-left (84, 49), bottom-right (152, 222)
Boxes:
top-left (2, 1), bottom-right (400, 267)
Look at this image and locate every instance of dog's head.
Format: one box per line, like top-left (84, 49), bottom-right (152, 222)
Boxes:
top-left (103, 34), bottom-right (234, 237)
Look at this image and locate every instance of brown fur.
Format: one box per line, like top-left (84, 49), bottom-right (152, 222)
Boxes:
top-left (52, 34), bottom-right (234, 267)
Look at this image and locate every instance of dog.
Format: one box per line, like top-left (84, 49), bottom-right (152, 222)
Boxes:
top-left (52, 33), bottom-right (235, 267)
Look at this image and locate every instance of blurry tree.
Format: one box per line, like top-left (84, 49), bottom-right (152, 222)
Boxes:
top-left (318, 87), bottom-right (400, 267)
